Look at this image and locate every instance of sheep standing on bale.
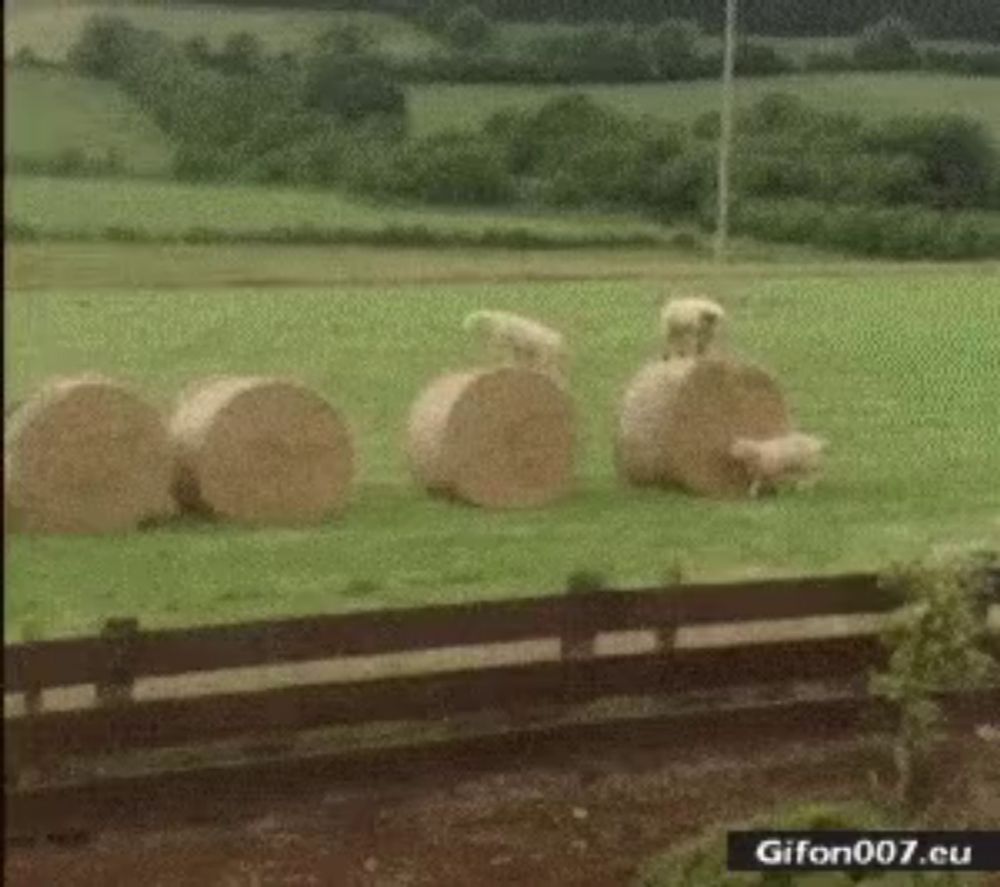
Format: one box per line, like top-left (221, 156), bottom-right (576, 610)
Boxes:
top-left (729, 432), bottom-right (827, 498)
top-left (660, 297), bottom-right (726, 360)
top-left (463, 310), bottom-right (568, 381)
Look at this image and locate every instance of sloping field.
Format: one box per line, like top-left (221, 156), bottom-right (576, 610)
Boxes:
top-left (5, 267), bottom-right (999, 638)
top-left (409, 73), bottom-right (1000, 140)
top-left (4, 68), bottom-right (172, 176)
top-left (6, 174), bottom-right (670, 246)
top-left (4, 2), bottom-right (442, 62)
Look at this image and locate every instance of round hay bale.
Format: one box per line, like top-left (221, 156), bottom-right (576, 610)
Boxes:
top-left (169, 377), bottom-right (354, 525)
top-left (616, 356), bottom-right (791, 498)
top-left (407, 367), bottom-right (574, 509)
top-left (4, 375), bottom-right (175, 534)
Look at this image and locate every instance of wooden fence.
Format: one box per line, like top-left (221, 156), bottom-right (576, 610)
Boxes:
top-left (5, 571), bottom-right (999, 788)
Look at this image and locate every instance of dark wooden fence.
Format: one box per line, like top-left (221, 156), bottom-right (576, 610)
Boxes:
top-left (5, 571), bottom-right (999, 785)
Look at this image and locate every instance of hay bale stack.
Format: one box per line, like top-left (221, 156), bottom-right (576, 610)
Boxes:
top-left (4, 375), bottom-right (175, 534)
top-left (407, 367), bottom-right (574, 508)
top-left (616, 357), bottom-right (791, 498)
top-left (170, 377), bottom-right (354, 525)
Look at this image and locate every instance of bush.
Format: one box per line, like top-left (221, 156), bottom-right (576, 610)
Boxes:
top-left (853, 16), bottom-right (921, 70)
top-left (305, 55), bottom-right (407, 125)
top-left (731, 199), bottom-right (1000, 259)
top-left (216, 31), bottom-right (265, 76)
top-left (644, 18), bottom-right (701, 79)
top-left (12, 46), bottom-right (46, 68)
top-left (374, 132), bottom-right (515, 204)
top-left (68, 14), bottom-right (142, 80)
top-left (637, 802), bottom-right (896, 887)
top-left (444, 5), bottom-right (494, 50)
top-left (733, 41), bottom-right (796, 75)
top-left (646, 149), bottom-right (715, 218)
top-left (495, 93), bottom-right (638, 174)
top-left (861, 115), bottom-right (999, 208)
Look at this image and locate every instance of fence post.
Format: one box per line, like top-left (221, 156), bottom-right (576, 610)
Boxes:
top-left (96, 618), bottom-right (140, 707)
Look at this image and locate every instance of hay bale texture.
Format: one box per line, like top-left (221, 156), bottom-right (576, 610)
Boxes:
top-left (170, 377), bottom-right (354, 525)
top-left (616, 357), bottom-right (791, 498)
top-left (407, 367), bottom-right (574, 508)
top-left (4, 375), bottom-right (175, 534)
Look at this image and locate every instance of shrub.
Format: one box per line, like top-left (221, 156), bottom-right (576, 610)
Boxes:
top-left (314, 22), bottom-right (376, 56)
top-left (497, 93), bottom-right (638, 174)
top-left (646, 149), bottom-right (715, 218)
top-left (861, 114), bottom-right (999, 208)
top-left (733, 41), bottom-right (796, 75)
top-left (872, 556), bottom-right (998, 809)
top-left (12, 46), bottom-right (46, 68)
top-left (182, 36), bottom-right (213, 67)
top-left (637, 802), bottom-right (896, 887)
top-left (305, 55), bottom-right (407, 126)
top-left (68, 14), bottom-right (142, 80)
top-left (216, 31), bottom-right (265, 76)
top-left (853, 16), bottom-right (920, 70)
top-left (444, 5), bottom-right (494, 50)
top-left (644, 18), bottom-right (701, 79)
top-left (803, 50), bottom-right (855, 72)
top-left (375, 132), bottom-right (515, 204)
top-left (731, 199), bottom-right (1000, 259)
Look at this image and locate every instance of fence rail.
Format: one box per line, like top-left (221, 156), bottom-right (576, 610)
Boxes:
top-left (5, 569), bottom-right (999, 836)
top-left (5, 572), bottom-right (897, 693)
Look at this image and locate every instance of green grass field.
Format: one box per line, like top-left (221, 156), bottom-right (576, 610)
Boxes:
top-left (6, 254), bottom-right (999, 640)
top-left (8, 64), bottom-right (1000, 183)
top-left (4, 68), bottom-right (172, 176)
top-left (495, 23), bottom-right (997, 63)
top-left (409, 73), bottom-right (1000, 140)
top-left (5, 2), bottom-right (441, 62)
top-left (6, 174), bottom-right (670, 246)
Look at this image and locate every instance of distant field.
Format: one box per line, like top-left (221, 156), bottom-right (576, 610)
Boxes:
top-left (496, 23), bottom-right (998, 63)
top-left (5, 264), bottom-right (999, 639)
top-left (5, 68), bottom-right (172, 176)
top-left (4, 2), bottom-right (442, 61)
top-left (6, 175), bottom-right (669, 246)
top-left (409, 73), bottom-right (1000, 140)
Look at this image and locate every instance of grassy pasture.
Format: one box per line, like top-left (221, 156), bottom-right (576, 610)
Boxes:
top-left (4, 2), bottom-right (442, 62)
top-left (495, 23), bottom-right (998, 63)
top-left (4, 68), bottom-right (172, 176)
top-left (409, 73), bottom-right (1000, 140)
top-left (6, 174), bottom-right (670, 246)
top-left (5, 262), bottom-right (999, 640)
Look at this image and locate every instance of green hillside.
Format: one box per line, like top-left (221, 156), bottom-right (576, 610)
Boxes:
top-left (5, 67), bottom-right (172, 176)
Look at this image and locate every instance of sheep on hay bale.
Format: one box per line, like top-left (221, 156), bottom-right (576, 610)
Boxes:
top-left (407, 366), bottom-right (575, 509)
top-left (169, 376), bottom-right (354, 526)
top-left (4, 375), bottom-right (175, 534)
top-left (660, 296), bottom-right (726, 360)
top-left (462, 310), bottom-right (569, 382)
top-left (616, 357), bottom-right (797, 498)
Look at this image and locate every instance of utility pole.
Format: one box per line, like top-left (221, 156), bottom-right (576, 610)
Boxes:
top-left (714, 0), bottom-right (738, 262)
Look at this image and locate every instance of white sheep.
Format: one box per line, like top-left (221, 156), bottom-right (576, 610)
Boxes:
top-left (463, 310), bottom-right (568, 380)
top-left (729, 432), bottom-right (827, 498)
top-left (660, 296), bottom-right (726, 360)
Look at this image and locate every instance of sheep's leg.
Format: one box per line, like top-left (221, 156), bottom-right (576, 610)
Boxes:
top-left (748, 476), bottom-right (762, 499)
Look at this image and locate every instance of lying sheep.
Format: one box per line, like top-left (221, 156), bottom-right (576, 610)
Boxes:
top-left (729, 432), bottom-right (827, 498)
top-left (463, 310), bottom-right (568, 380)
top-left (660, 296), bottom-right (726, 360)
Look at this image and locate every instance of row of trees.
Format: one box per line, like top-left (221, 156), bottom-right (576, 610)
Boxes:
top-left (182, 0), bottom-right (1000, 42)
top-left (402, 11), bottom-right (1000, 83)
top-left (62, 17), bottom-right (1000, 258)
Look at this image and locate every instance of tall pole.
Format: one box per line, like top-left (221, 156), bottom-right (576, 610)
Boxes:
top-left (714, 0), bottom-right (738, 262)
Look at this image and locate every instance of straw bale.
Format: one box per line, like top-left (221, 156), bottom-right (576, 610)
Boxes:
top-left (616, 356), bottom-right (791, 498)
top-left (170, 377), bottom-right (354, 525)
top-left (4, 375), bottom-right (174, 534)
top-left (407, 367), bottom-right (574, 508)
